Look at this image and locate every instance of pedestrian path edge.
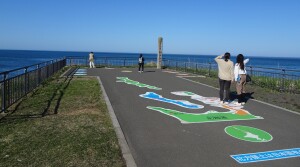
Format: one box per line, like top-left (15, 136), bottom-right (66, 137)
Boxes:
top-left (97, 77), bottom-right (137, 167)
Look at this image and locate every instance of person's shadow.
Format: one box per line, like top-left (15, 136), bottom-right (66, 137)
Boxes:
top-left (230, 92), bottom-right (255, 103)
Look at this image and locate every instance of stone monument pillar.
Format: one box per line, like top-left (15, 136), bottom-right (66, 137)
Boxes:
top-left (157, 37), bottom-right (163, 69)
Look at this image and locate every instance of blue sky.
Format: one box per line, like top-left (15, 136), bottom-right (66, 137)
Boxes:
top-left (0, 0), bottom-right (299, 57)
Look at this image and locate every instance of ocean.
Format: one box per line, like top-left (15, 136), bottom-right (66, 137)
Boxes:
top-left (1, 50), bottom-right (300, 73)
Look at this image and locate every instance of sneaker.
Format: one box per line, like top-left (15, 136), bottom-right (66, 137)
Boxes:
top-left (234, 102), bottom-right (243, 106)
top-left (220, 100), bottom-right (224, 104)
top-left (224, 101), bottom-right (229, 104)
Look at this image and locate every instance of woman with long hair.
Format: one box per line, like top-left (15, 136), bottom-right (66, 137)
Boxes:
top-left (234, 54), bottom-right (249, 105)
top-left (215, 52), bottom-right (234, 104)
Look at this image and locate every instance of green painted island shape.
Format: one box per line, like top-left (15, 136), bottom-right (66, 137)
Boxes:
top-left (116, 77), bottom-right (162, 90)
top-left (147, 106), bottom-right (263, 124)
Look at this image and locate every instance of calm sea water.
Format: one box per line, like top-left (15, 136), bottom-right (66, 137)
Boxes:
top-left (1, 50), bottom-right (300, 73)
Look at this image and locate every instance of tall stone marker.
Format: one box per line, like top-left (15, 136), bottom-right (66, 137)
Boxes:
top-left (157, 37), bottom-right (163, 69)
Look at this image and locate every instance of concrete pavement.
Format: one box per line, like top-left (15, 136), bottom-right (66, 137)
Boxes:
top-left (69, 67), bottom-right (300, 167)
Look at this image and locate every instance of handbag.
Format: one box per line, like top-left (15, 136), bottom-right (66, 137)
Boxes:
top-left (237, 75), bottom-right (241, 83)
top-left (246, 74), bottom-right (251, 82)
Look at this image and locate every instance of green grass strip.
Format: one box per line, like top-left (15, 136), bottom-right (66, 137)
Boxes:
top-left (0, 77), bottom-right (125, 167)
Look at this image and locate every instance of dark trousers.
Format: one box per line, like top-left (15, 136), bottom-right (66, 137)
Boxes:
top-left (138, 63), bottom-right (144, 71)
top-left (219, 78), bottom-right (231, 101)
top-left (237, 93), bottom-right (245, 103)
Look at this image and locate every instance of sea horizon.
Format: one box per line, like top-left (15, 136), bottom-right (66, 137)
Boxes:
top-left (1, 49), bottom-right (300, 73)
top-left (1, 49), bottom-right (299, 59)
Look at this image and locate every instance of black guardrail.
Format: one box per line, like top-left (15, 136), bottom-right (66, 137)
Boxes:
top-left (0, 58), bottom-right (66, 112)
top-left (163, 60), bottom-right (300, 93)
top-left (2, 56), bottom-right (299, 113)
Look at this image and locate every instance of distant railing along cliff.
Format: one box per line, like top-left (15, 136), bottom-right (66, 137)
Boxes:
top-left (1, 56), bottom-right (300, 112)
top-left (65, 56), bottom-right (300, 93)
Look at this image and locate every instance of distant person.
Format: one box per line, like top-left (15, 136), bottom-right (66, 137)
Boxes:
top-left (215, 52), bottom-right (234, 104)
top-left (138, 54), bottom-right (145, 73)
top-left (89, 52), bottom-right (95, 68)
top-left (234, 54), bottom-right (249, 105)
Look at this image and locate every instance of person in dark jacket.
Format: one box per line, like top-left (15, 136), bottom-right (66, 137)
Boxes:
top-left (138, 54), bottom-right (145, 73)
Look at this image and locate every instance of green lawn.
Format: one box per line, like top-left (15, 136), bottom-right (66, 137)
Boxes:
top-left (0, 75), bottom-right (125, 167)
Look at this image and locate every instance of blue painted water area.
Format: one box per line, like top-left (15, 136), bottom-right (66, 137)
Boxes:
top-left (1, 50), bottom-right (300, 73)
top-left (140, 92), bottom-right (204, 109)
top-left (74, 69), bottom-right (87, 76)
top-left (231, 148), bottom-right (300, 163)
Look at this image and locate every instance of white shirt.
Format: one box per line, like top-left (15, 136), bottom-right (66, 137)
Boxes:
top-left (234, 59), bottom-right (249, 81)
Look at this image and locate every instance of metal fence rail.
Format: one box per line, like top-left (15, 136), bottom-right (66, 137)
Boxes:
top-left (164, 60), bottom-right (300, 93)
top-left (66, 57), bottom-right (300, 93)
top-left (1, 58), bottom-right (66, 112)
top-left (2, 56), bottom-right (299, 113)
top-left (66, 56), bottom-right (158, 67)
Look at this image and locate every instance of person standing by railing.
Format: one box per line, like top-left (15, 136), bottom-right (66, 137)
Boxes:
top-left (215, 53), bottom-right (234, 104)
top-left (138, 54), bottom-right (145, 73)
top-left (89, 52), bottom-right (95, 68)
top-left (234, 54), bottom-right (249, 105)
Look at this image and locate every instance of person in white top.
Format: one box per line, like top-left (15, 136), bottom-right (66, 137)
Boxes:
top-left (89, 52), bottom-right (95, 68)
top-left (234, 54), bottom-right (249, 105)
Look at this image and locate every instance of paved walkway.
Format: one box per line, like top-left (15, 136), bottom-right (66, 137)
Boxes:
top-left (72, 68), bottom-right (300, 167)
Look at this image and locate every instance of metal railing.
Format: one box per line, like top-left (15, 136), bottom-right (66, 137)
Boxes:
top-left (2, 56), bottom-right (298, 113)
top-left (1, 58), bottom-right (66, 112)
top-left (65, 57), bottom-right (300, 93)
top-left (66, 56), bottom-right (159, 67)
top-left (164, 60), bottom-right (300, 93)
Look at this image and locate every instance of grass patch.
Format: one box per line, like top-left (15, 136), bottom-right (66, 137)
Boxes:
top-left (0, 76), bottom-right (125, 167)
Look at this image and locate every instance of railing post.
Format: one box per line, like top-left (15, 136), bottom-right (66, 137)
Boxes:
top-left (123, 59), bottom-right (126, 67)
top-left (185, 62), bottom-right (187, 72)
top-left (36, 64), bottom-right (40, 85)
top-left (176, 62), bottom-right (178, 70)
top-left (249, 66), bottom-right (253, 84)
top-left (64, 58), bottom-right (67, 67)
top-left (195, 63), bottom-right (198, 74)
top-left (46, 63), bottom-right (49, 78)
top-left (51, 60), bottom-right (54, 75)
top-left (208, 62), bottom-right (211, 77)
top-left (37, 64), bottom-right (41, 85)
top-left (1, 73), bottom-right (7, 112)
top-left (24, 67), bottom-right (28, 94)
top-left (280, 69), bottom-right (285, 91)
